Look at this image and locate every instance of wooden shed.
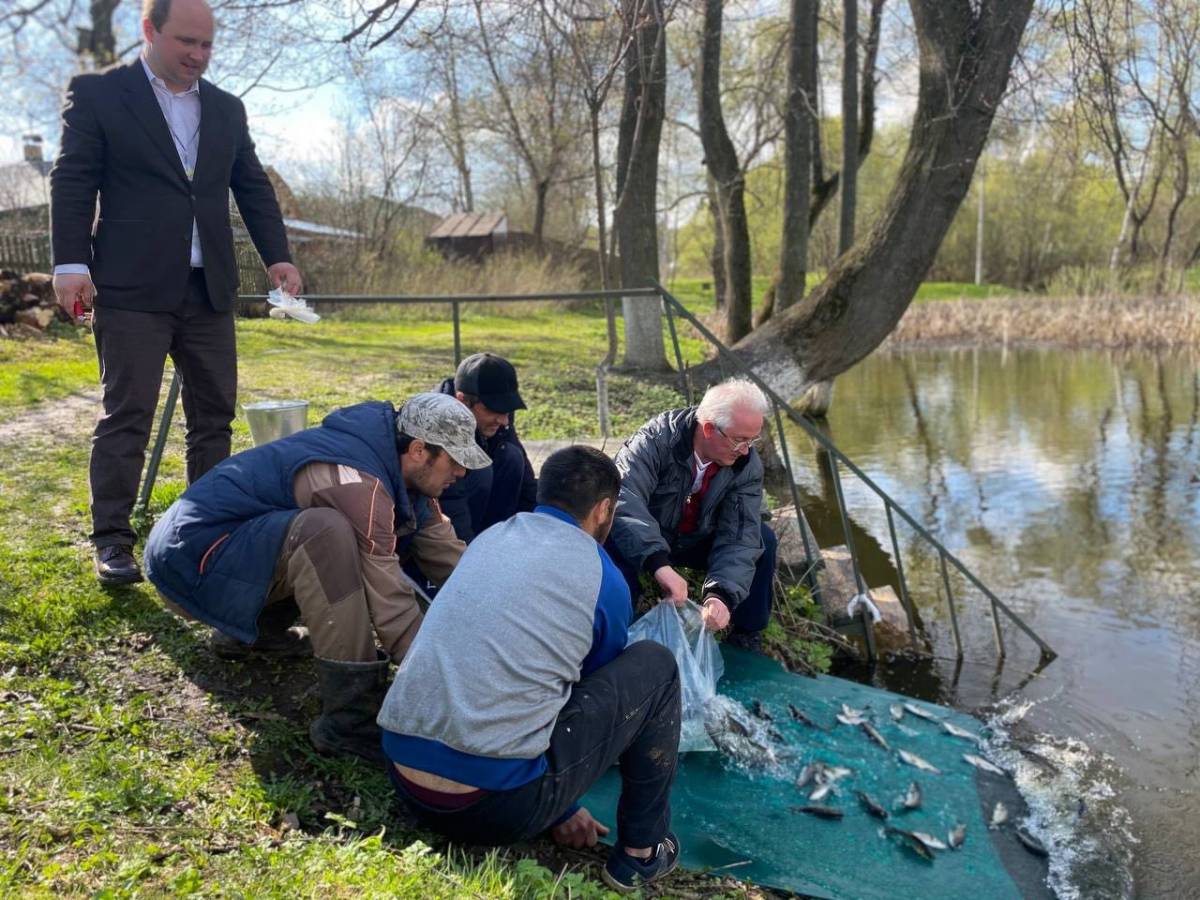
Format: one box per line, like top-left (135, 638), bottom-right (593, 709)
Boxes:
top-left (425, 211), bottom-right (509, 261)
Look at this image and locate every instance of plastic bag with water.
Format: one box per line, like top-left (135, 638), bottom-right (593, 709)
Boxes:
top-left (627, 600), bottom-right (724, 752)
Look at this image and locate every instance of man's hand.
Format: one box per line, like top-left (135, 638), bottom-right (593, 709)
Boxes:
top-left (53, 272), bottom-right (94, 318)
top-left (653, 565), bottom-right (688, 606)
top-left (550, 807), bottom-right (609, 849)
top-left (267, 261), bottom-right (303, 295)
top-left (701, 595), bottom-right (731, 631)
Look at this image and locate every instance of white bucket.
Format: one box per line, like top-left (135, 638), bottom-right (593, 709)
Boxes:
top-left (243, 400), bottom-right (309, 446)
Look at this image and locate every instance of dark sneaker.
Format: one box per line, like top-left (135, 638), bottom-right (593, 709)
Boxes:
top-left (724, 629), bottom-right (764, 654)
top-left (94, 544), bottom-right (143, 585)
top-left (209, 626), bottom-right (312, 660)
top-left (602, 832), bottom-right (681, 893)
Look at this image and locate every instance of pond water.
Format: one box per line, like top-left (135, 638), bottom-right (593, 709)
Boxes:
top-left (781, 346), bottom-right (1200, 899)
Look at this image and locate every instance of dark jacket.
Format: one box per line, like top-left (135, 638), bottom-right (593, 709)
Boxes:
top-left (144, 401), bottom-right (431, 643)
top-left (435, 377), bottom-right (537, 541)
top-left (49, 60), bottom-right (291, 312)
top-left (610, 407), bottom-right (764, 611)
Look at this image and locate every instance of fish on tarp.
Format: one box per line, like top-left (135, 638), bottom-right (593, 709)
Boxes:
top-left (949, 823), bottom-right (966, 849)
top-left (820, 765), bottom-right (853, 784)
top-left (788, 703), bottom-right (822, 729)
top-left (1015, 827), bottom-right (1049, 857)
top-left (796, 763), bottom-right (819, 789)
top-left (941, 721), bottom-right (980, 742)
top-left (857, 791), bottom-right (889, 820)
top-left (809, 783), bottom-right (835, 803)
top-left (963, 753), bottom-right (1007, 776)
top-left (885, 826), bottom-right (936, 861)
top-left (990, 801), bottom-right (1009, 829)
top-left (861, 721), bottom-right (890, 751)
top-left (910, 831), bottom-right (948, 851)
top-left (843, 703), bottom-right (867, 719)
top-left (751, 699), bottom-right (772, 721)
top-left (889, 704), bottom-right (905, 722)
top-left (1018, 746), bottom-right (1061, 777)
top-left (897, 749), bottom-right (942, 774)
top-left (795, 805), bottom-right (844, 819)
top-left (836, 712), bottom-right (864, 727)
top-left (902, 781), bottom-right (922, 811)
top-left (903, 702), bottom-right (939, 721)
top-left (704, 704), bottom-right (781, 768)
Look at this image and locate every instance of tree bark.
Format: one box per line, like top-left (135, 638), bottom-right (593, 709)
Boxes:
top-left (697, 0), bottom-right (752, 342)
top-left (616, 0), bottom-right (669, 371)
top-left (774, 0), bottom-right (817, 314)
top-left (730, 0), bottom-right (1035, 394)
top-left (706, 174), bottom-right (727, 308)
top-left (838, 0), bottom-right (858, 255)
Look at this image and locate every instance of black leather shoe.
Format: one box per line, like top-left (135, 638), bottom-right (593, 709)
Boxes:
top-left (94, 544), bottom-right (143, 585)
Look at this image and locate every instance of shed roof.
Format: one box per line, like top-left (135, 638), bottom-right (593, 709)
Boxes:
top-left (427, 211), bottom-right (507, 239)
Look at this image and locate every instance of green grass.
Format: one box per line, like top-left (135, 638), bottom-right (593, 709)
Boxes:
top-left (0, 302), bottom-right (766, 898)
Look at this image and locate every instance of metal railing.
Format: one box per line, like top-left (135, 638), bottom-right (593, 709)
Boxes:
top-left (655, 282), bottom-right (1056, 665)
top-left (138, 284), bottom-right (1055, 666)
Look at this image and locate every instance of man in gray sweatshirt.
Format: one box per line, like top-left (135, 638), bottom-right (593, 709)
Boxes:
top-left (377, 445), bottom-right (683, 893)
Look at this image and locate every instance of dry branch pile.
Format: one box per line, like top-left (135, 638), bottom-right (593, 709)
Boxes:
top-left (0, 271), bottom-right (68, 337)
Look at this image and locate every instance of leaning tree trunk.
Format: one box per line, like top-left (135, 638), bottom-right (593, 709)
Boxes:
top-left (698, 0), bottom-right (753, 343)
top-left (706, 175), bottom-right (727, 308)
top-left (729, 0), bottom-right (1035, 395)
top-left (616, 0), bottom-right (669, 371)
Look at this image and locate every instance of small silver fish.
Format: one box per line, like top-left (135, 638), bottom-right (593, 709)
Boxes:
top-left (861, 721), bottom-right (891, 751)
top-left (903, 702), bottom-right (939, 721)
top-left (1015, 828), bottom-right (1049, 857)
top-left (903, 781), bottom-right (922, 810)
top-left (821, 765), bottom-right (853, 783)
top-left (990, 801), bottom-right (1009, 829)
top-left (796, 763), bottom-right (819, 789)
top-left (889, 704), bottom-right (904, 722)
top-left (911, 831), bottom-right (948, 851)
top-left (836, 713), bottom-right (864, 727)
top-left (788, 703), bottom-right (820, 728)
top-left (809, 783), bottom-right (835, 802)
top-left (898, 749), bottom-right (942, 774)
top-left (886, 826), bottom-right (935, 861)
top-left (842, 703), bottom-right (866, 719)
top-left (949, 823), bottom-right (966, 849)
top-left (942, 721), bottom-right (979, 741)
top-left (963, 753), bottom-right (1006, 776)
top-left (857, 791), bottom-right (889, 820)
top-left (796, 804), bottom-right (843, 819)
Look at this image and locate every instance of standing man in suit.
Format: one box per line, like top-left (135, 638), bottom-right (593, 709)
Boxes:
top-left (50, 0), bottom-right (302, 585)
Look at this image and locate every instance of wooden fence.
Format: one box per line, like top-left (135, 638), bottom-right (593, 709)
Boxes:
top-left (0, 232), bottom-right (269, 290)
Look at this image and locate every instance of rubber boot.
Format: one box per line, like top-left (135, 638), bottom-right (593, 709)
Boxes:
top-left (309, 651), bottom-right (390, 764)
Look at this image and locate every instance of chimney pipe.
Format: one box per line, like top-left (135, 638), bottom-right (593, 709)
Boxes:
top-left (22, 134), bottom-right (43, 163)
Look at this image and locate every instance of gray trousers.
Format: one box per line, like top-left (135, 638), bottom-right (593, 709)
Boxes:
top-left (90, 269), bottom-right (237, 548)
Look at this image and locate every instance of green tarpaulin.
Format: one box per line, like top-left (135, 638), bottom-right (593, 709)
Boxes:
top-left (581, 648), bottom-right (1050, 899)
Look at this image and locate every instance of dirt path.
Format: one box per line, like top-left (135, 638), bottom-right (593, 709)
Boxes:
top-left (0, 391), bottom-right (100, 450)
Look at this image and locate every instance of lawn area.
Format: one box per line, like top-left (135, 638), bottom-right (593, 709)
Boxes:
top-left (0, 302), bottom-right (772, 897)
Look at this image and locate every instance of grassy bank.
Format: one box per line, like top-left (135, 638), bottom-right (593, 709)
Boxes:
top-left (0, 307), bottom-right (762, 898)
top-left (885, 292), bottom-right (1200, 350)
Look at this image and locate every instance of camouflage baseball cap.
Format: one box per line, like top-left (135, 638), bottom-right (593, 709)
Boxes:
top-left (397, 393), bottom-right (492, 470)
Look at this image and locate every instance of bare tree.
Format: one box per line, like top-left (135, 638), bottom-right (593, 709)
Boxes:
top-left (724, 0), bottom-right (1035, 408)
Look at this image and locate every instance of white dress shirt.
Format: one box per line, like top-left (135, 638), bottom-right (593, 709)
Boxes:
top-left (54, 56), bottom-right (203, 277)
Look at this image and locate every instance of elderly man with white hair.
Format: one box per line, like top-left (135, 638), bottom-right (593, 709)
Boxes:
top-left (606, 378), bottom-right (778, 650)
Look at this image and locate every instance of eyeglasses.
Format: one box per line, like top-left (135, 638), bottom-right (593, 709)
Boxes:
top-left (716, 424), bottom-right (762, 452)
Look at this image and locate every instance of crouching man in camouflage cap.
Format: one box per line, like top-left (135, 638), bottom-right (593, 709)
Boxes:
top-left (145, 393), bottom-right (490, 762)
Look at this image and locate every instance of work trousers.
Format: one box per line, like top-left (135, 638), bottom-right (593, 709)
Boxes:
top-left (263, 507), bottom-right (419, 663)
top-left (390, 640), bottom-right (681, 850)
top-left (607, 523), bottom-right (778, 634)
top-left (90, 269), bottom-right (237, 547)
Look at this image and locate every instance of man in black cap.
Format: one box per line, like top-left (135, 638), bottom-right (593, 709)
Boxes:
top-left (436, 352), bottom-right (538, 542)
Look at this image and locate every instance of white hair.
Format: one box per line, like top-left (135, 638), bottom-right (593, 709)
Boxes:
top-left (695, 377), bottom-right (770, 429)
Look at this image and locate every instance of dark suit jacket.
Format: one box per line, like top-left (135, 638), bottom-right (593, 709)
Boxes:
top-left (49, 60), bottom-right (291, 312)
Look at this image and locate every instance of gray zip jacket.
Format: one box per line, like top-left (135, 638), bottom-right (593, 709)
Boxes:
top-left (610, 407), bottom-right (764, 610)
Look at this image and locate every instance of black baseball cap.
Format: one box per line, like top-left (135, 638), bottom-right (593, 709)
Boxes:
top-left (454, 352), bottom-right (527, 414)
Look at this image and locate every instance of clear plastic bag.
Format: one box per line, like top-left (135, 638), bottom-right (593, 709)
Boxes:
top-left (627, 600), bottom-right (725, 752)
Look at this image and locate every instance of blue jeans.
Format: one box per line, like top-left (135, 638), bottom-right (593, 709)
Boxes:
top-left (605, 523), bottom-right (777, 634)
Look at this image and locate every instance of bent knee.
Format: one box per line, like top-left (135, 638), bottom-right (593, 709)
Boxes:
top-left (289, 507), bottom-right (357, 549)
top-left (624, 640), bottom-right (680, 685)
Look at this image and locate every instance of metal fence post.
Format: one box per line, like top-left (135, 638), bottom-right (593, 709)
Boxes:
top-left (137, 370), bottom-right (182, 515)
